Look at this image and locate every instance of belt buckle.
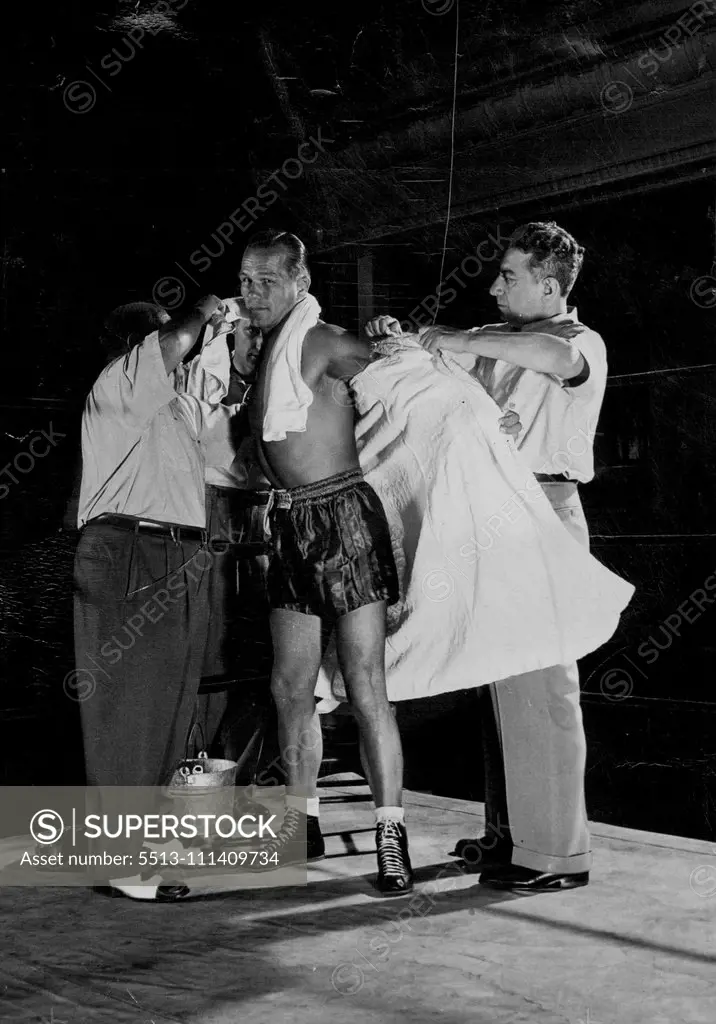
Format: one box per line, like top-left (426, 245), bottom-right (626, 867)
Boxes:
top-left (138, 518), bottom-right (163, 532)
top-left (262, 488), bottom-right (291, 543)
top-left (275, 491), bottom-right (292, 510)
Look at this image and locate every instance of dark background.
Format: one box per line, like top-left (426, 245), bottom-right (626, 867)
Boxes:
top-left (1, 0), bottom-right (715, 839)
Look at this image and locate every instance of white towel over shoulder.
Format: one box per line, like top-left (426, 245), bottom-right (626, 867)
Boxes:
top-left (316, 335), bottom-right (635, 705)
top-left (262, 294), bottom-right (322, 441)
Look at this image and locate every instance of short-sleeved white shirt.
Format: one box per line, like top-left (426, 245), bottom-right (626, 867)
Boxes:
top-left (471, 307), bottom-right (607, 483)
top-left (78, 332), bottom-right (234, 527)
top-left (176, 327), bottom-right (269, 491)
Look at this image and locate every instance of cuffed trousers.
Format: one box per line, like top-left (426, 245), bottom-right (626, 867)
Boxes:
top-left (483, 481), bottom-right (592, 873)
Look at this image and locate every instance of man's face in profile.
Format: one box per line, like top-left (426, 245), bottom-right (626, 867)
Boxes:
top-left (489, 247), bottom-right (550, 323)
top-left (238, 247), bottom-right (308, 332)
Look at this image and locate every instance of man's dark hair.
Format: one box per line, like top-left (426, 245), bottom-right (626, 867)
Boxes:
top-left (508, 221), bottom-right (585, 297)
top-left (244, 229), bottom-right (310, 281)
top-left (100, 302), bottom-right (167, 353)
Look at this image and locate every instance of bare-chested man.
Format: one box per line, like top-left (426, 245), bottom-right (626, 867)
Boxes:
top-left (240, 230), bottom-right (412, 896)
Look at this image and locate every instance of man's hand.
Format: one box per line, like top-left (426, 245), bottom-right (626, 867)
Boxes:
top-left (365, 315), bottom-right (403, 339)
top-left (203, 295), bottom-right (241, 340)
top-left (158, 295), bottom-right (225, 375)
top-left (420, 325), bottom-right (471, 355)
top-left (498, 408), bottom-right (522, 440)
top-left (194, 294), bottom-right (225, 323)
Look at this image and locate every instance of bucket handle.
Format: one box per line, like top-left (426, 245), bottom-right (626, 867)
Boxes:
top-left (183, 719), bottom-right (208, 761)
top-left (176, 720), bottom-right (209, 780)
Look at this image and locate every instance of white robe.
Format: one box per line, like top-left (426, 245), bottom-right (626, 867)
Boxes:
top-left (315, 336), bottom-right (634, 705)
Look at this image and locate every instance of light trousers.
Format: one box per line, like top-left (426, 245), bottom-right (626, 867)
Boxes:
top-left (484, 480), bottom-right (592, 873)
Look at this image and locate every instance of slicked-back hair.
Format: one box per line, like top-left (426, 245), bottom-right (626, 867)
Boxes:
top-left (243, 229), bottom-right (310, 282)
top-left (509, 221), bottom-right (585, 297)
top-left (101, 302), bottom-right (167, 351)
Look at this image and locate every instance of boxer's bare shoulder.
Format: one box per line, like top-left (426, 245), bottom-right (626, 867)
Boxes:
top-left (253, 320), bottom-right (372, 489)
top-left (301, 320), bottom-right (370, 388)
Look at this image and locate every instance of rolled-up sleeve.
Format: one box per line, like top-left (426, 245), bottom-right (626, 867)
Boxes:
top-left (94, 331), bottom-right (176, 430)
top-left (559, 325), bottom-right (607, 399)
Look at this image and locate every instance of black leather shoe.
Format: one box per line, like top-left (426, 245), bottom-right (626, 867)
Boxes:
top-left (155, 885), bottom-right (192, 902)
top-left (376, 820), bottom-right (413, 897)
top-left (307, 814), bottom-right (326, 861)
top-left (450, 834), bottom-right (513, 869)
top-left (480, 865), bottom-right (589, 891)
top-left (102, 882), bottom-right (192, 901)
top-left (256, 809), bottom-right (325, 868)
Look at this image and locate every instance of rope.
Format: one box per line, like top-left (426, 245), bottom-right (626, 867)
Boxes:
top-left (581, 694), bottom-right (716, 706)
top-left (433, 0), bottom-right (460, 325)
top-left (607, 362), bottom-right (716, 382)
top-left (591, 533), bottom-right (716, 540)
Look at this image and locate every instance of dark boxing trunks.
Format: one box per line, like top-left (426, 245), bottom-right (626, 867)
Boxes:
top-left (266, 468), bottom-right (399, 621)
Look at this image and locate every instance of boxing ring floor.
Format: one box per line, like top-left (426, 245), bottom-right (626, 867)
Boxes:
top-left (0, 775), bottom-right (713, 1024)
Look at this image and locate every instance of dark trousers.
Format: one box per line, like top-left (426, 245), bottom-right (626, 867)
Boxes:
top-left (201, 485), bottom-right (272, 680)
top-left (74, 521), bottom-right (210, 787)
top-left (197, 486), bottom-right (274, 765)
top-left (480, 687), bottom-right (511, 845)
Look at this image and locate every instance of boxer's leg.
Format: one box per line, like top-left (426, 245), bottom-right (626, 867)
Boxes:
top-left (336, 600), bottom-right (412, 896)
top-left (269, 608), bottom-right (324, 800)
top-left (336, 601), bottom-right (402, 809)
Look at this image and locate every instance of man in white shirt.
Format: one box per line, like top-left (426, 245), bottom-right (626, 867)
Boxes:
top-left (75, 296), bottom-right (235, 901)
top-left (370, 221), bottom-right (607, 891)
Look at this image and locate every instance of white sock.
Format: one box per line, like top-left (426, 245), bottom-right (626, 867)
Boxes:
top-left (286, 794), bottom-right (319, 818)
top-left (375, 805), bottom-right (404, 824)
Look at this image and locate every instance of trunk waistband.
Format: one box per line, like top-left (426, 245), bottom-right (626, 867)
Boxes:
top-left (262, 468), bottom-right (364, 540)
top-left (271, 468), bottom-right (364, 507)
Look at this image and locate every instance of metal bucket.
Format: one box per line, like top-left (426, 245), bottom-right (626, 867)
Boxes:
top-left (168, 750), bottom-right (238, 791)
top-left (164, 723), bottom-right (238, 823)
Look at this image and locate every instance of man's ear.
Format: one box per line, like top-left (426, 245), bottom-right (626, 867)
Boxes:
top-left (296, 272), bottom-right (311, 299)
top-left (542, 276), bottom-right (560, 298)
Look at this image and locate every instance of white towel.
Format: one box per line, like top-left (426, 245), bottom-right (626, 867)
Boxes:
top-left (174, 297), bottom-right (247, 402)
top-left (315, 333), bottom-right (635, 706)
top-left (262, 294), bottom-right (321, 441)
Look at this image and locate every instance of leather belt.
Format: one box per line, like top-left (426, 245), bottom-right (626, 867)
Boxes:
top-left (87, 513), bottom-right (207, 543)
top-left (229, 489), bottom-right (272, 507)
top-left (207, 486), bottom-right (272, 507)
